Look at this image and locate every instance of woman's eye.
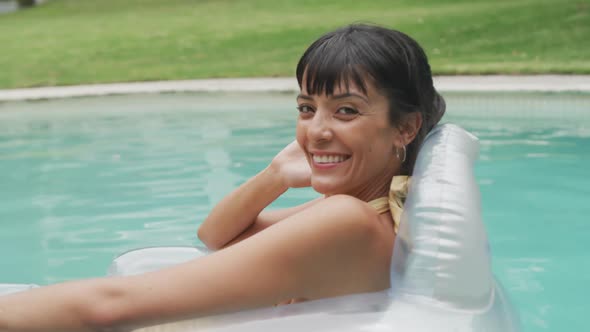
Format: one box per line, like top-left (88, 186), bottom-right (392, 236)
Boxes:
top-left (336, 107), bottom-right (359, 116)
top-left (297, 105), bottom-right (314, 114)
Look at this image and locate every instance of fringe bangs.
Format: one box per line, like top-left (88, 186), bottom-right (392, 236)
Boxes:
top-left (296, 33), bottom-right (368, 96)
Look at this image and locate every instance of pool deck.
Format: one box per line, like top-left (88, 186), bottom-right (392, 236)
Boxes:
top-left (0, 75), bottom-right (589, 101)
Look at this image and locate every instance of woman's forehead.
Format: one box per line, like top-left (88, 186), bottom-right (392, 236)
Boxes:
top-left (300, 65), bottom-right (375, 93)
top-left (299, 77), bottom-right (379, 100)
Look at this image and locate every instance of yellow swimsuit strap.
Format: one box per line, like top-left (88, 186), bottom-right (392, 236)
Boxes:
top-left (367, 197), bottom-right (390, 214)
top-left (366, 175), bottom-right (411, 234)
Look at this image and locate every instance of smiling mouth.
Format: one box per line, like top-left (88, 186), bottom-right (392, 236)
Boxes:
top-left (311, 154), bottom-right (351, 164)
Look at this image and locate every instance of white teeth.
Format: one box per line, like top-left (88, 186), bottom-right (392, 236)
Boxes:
top-left (312, 154), bottom-right (348, 164)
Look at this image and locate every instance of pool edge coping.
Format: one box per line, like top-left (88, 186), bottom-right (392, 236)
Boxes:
top-left (1, 75), bottom-right (589, 101)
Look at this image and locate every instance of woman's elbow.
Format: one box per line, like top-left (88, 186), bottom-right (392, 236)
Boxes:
top-left (197, 226), bottom-right (224, 251)
top-left (78, 279), bottom-right (130, 330)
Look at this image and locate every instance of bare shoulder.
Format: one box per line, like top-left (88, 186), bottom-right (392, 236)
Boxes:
top-left (253, 194), bottom-right (385, 244)
top-left (310, 194), bottom-right (386, 230)
top-left (279, 194), bottom-right (391, 255)
top-left (317, 194), bottom-right (378, 215)
top-left (219, 193), bottom-right (393, 301)
top-left (264, 194), bottom-right (392, 298)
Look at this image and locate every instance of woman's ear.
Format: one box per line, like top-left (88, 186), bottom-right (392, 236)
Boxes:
top-left (399, 112), bottom-right (422, 145)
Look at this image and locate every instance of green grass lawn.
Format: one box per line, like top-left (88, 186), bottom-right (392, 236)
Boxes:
top-left (0, 0), bottom-right (588, 89)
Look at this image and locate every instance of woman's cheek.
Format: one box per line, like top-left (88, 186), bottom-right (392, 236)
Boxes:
top-left (295, 123), bottom-right (307, 147)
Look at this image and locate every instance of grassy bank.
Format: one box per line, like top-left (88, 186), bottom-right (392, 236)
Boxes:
top-left (0, 0), bottom-right (588, 89)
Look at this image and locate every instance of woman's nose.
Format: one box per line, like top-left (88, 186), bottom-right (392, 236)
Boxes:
top-left (308, 111), bottom-right (333, 143)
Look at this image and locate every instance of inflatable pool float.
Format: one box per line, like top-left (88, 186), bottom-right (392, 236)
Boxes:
top-left (0, 124), bottom-right (521, 332)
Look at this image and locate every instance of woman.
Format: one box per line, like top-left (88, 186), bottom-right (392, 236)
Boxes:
top-left (0, 24), bottom-right (445, 331)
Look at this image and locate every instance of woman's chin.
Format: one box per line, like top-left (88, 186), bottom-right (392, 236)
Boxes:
top-left (311, 180), bottom-right (345, 196)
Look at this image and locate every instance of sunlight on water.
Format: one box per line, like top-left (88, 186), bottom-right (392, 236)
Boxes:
top-left (0, 92), bottom-right (589, 332)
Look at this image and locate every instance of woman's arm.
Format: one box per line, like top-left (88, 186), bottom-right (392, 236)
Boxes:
top-left (221, 196), bottom-right (322, 248)
top-left (0, 277), bottom-right (121, 332)
top-left (0, 195), bottom-right (391, 332)
top-left (198, 141), bottom-right (313, 250)
top-left (198, 165), bottom-right (288, 250)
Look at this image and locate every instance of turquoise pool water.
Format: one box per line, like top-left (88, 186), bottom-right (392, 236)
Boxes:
top-left (0, 92), bottom-right (588, 331)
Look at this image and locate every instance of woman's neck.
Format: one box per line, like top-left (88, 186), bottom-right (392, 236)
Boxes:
top-left (325, 165), bottom-right (399, 202)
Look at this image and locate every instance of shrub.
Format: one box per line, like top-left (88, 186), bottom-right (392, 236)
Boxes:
top-left (17, 0), bottom-right (35, 8)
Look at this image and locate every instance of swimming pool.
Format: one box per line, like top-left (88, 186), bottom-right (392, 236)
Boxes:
top-left (0, 92), bottom-right (588, 332)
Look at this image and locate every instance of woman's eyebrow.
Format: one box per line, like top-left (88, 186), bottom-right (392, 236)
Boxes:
top-left (297, 93), bottom-right (369, 104)
top-left (332, 92), bottom-right (369, 104)
top-left (296, 94), bottom-right (314, 101)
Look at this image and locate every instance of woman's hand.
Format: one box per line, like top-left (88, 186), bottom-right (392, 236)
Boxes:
top-left (270, 141), bottom-right (311, 188)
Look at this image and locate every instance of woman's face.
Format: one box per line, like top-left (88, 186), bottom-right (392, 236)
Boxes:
top-left (296, 79), bottom-right (402, 200)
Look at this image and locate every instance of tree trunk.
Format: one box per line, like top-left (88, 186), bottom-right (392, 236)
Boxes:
top-left (17, 0), bottom-right (36, 8)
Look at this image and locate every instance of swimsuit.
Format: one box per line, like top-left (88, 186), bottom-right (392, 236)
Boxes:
top-left (366, 176), bottom-right (410, 234)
